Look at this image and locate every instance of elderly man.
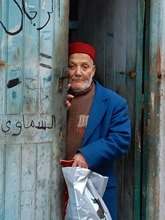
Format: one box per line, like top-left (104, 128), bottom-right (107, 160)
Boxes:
top-left (66, 42), bottom-right (131, 219)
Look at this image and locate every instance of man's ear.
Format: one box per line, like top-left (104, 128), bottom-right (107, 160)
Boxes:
top-left (92, 65), bottom-right (96, 77)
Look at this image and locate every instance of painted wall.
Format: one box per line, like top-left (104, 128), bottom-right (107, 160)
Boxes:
top-left (0, 1), bottom-right (69, 219)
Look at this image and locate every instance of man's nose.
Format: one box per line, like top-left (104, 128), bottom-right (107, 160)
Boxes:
top-left (75, 66), bottom-right (81, 75)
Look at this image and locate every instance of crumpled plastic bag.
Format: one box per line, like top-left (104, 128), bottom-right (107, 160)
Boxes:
top-left (62, 166), bottom-right (112, 220)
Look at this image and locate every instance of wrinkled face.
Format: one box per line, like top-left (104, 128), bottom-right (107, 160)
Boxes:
top-left (68, 53), bottom-right (96, 93)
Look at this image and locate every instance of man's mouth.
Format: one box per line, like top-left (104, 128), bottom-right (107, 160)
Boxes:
top-left (72, 79), bottom-right (84, 82)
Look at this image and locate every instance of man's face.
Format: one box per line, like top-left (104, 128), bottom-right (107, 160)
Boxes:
top-left (68, 53), bottom-right (96, 93)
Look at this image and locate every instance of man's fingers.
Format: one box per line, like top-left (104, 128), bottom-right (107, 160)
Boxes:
top-left (72, 160), bottom-right (78, 167)
top-left (72, 160), bottom-right (88, 168)
top-left (67, 94), bottom-right (74, 101)
top-left (65, 100), bottom-right (71, 110)
top-left (67, 83), bottom-right (71, 91)
top-left (65, 94), bottom-right (74, 110)
top-left (72, 153), bottom-right (88, 168)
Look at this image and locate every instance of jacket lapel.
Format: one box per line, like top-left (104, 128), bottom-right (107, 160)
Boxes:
top-left (82, 82), bottom-right (107, 146)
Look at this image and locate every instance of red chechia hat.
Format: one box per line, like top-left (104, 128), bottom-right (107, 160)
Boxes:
top-left (69, 42), bottom-right (96, 62)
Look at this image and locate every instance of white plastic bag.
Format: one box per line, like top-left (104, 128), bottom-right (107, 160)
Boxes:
top-left (62, 167), bottom-right (112, 220)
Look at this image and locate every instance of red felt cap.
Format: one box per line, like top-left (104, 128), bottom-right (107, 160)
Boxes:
top-left (69, 42), bottom-right (96, 61)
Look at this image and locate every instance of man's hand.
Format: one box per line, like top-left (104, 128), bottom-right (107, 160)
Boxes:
top-left (65, 83), bottom-right (74, 110)
top-left (65, 94), bottom-right (74, 110)
top-left (72, 153), bottom-right (88, 168)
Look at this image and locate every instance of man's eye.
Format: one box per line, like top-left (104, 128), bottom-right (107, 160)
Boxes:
top-left (82, 65), bottom-right (88, 70)
top-left (69, 65), bottom-right (75, 69)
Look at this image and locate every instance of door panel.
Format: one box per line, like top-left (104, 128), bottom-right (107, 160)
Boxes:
top-left (70, 0), bottom-right (143, 219)
top-left (0, 1), bottom-right (69, 219)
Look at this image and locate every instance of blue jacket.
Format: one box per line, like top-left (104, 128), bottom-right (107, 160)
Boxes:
top-left (79, 80), bottom-right (131, 187)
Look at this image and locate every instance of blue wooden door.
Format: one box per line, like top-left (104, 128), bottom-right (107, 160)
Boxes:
top-left (0, 1), bottom-right (69, 219)
top-left (69, 0), bottom-right (144, 219)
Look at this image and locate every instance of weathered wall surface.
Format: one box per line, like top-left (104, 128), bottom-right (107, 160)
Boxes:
top-left (159, 0), bottom-right (165, 218)
top-left (0, 1), bottom-right (69, 219)
top-left (145, 0), bottom-right (165, 219)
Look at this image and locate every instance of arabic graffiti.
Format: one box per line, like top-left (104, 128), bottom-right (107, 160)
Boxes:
top-left (40, 52), bottom-right (53, 70)
top-left (0, 0), bottom-right (54, 35)
top-left (7, 77), bottom-right (22, 88)
top-left (1, 115), bottom-right (56, 136)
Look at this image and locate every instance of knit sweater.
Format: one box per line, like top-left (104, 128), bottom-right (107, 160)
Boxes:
top-left (66, 82), bottom-right (95, 159)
